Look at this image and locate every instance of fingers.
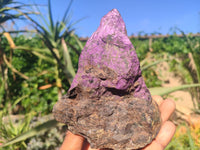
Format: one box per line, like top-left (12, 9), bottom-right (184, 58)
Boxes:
top-left (142, 140), bottom-right (163, 150)
top-left (152, 95), bottom-right (163, 106)
top-left (143, 96), bottom-right (176, 150)
top-left (155, 121), bottom-right (176, 148)
top-left (60, 131), bottom-right (100, 150)
top-left (153, 96), bottom-right (176, 122)
top-left (159, 99), bottom-right (176, 122)
top-left (60, 131), bottom-right (85, 150)
top-left (143, 121), bottom-right (176, 150)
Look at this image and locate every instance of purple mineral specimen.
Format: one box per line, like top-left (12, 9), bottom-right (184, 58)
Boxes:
top-left (53, 9), bottom-right (161, 150)
top-left (70, 9), bottom-right (150, 101)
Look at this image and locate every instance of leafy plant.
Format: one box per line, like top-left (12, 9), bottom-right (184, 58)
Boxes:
top-left (15, 0), bottom-right (84, 100)
top-left (0, 0), bottom-right (37, 32)
top-left (0, 112), bottom-right (33, 149)
top-left (26, 0), bottom-right (81, 84)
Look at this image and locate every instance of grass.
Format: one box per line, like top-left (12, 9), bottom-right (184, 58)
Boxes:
top-left (166, 123), bottom-right (200, 150)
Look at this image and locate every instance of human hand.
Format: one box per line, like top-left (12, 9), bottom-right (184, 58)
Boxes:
top-left (60, 95), bottom-right (176, 150)
top-left (142, 95), bottom-right (176, 150)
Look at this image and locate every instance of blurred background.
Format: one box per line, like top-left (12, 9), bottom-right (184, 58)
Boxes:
top-left (0, 0), bottom-right (200, 149)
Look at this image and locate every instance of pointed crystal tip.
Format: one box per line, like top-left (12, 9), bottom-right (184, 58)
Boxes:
top-left (99, 9), bottom-right (127, 35)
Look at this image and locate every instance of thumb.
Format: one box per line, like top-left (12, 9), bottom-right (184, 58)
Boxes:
top-left (60, 131), bottom-right (85, 150)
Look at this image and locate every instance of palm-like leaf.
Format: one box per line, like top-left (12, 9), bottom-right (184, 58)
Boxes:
top-left (25, 0), bottom-right (82, 84)
top-left (0, 0), bottom-right (13, 9)
top-left (0, 0), bottom-right (37, 31)
top-left (141, 59), bottom-right (168, 71)
top-left (176, 28), bottom-right (200, 83)
top-left (0, 119), bottom-right (58, 148)
top-left (149, 84), bottom-right (200, 96)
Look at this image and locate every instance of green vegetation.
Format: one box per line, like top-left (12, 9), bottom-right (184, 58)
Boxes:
top-left (0, 0), bottom-right (200, 149)
top-left (166, 124), bottom-right (200, 150)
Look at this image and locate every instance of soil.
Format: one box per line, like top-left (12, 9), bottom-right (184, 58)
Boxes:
top-left (155, 60), bottom-right (198, 118)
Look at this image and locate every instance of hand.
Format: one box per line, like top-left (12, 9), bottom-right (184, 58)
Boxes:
top-left (142, 95), bottom-right (176, 150)
top-left (60, 95), bottom-right (176, 150)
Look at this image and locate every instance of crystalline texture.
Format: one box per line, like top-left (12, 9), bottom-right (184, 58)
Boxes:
top-left (53, 9), bottom-right (161, 150)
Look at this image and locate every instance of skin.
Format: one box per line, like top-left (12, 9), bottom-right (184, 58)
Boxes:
top-left (60, 95), bottom-right (176, 150)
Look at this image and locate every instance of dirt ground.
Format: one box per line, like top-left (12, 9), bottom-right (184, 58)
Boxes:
top-left (155, 61), bottom-right (199, 124)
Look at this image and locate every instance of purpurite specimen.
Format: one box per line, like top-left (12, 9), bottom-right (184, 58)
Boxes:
top-left (53, 9), bottom-right (161, 149)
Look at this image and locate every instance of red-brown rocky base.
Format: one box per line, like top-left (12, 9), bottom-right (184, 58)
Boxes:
top-left (53, 87), bottom-right (161, 149)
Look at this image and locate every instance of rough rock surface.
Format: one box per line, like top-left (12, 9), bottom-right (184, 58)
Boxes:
top-left (53, 9), bottom-right (161, 150)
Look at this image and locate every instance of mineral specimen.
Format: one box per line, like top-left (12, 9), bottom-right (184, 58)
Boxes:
top-left (53, 9), bottom-right (161, 150)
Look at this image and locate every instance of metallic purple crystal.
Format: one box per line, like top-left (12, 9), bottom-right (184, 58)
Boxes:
top-left (69, 9), bottom-right (151, 101)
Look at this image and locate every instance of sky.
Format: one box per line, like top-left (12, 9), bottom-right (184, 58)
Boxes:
top-left (19, 0), bottom-right (200, 37)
